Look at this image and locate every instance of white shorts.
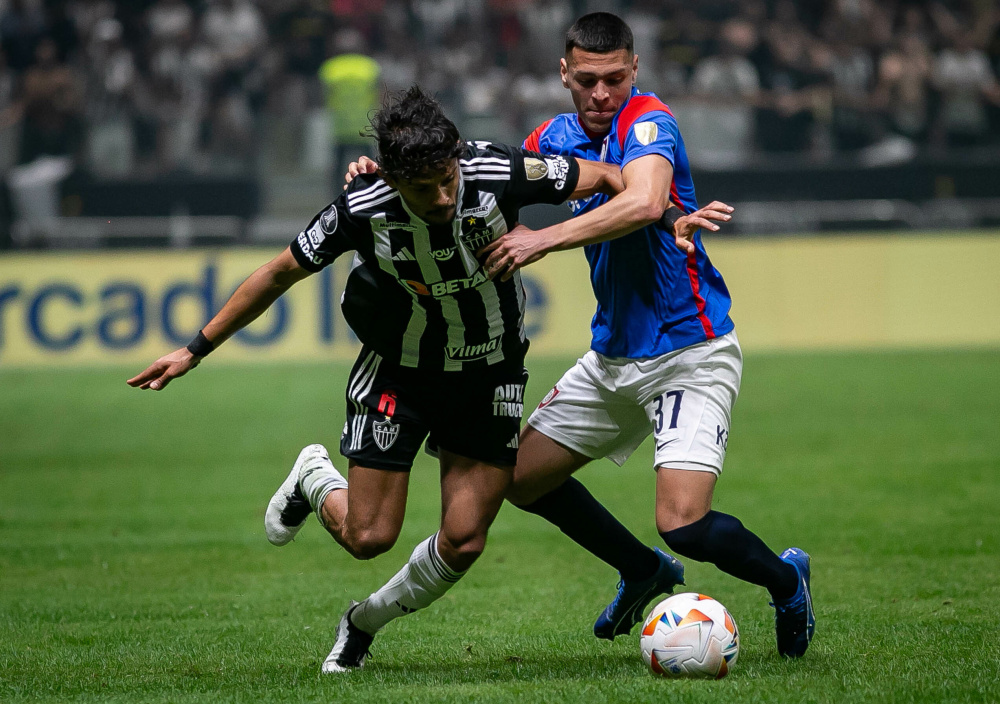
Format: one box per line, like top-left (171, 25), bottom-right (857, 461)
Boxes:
top-left (527, 332), bottom-right (742, 475)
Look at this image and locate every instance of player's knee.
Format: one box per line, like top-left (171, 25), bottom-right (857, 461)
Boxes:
top-left (437, 528), bottom-right (488, 569)
top-left (345, 528), bottom-right (397, 560)
top-left (505, 481), bottom-right (543, 507)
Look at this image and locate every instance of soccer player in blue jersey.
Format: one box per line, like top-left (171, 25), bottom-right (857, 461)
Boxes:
top-left (345, 14), bottom-right (814, 658)
top-left (480, 12), bottom-right (815, 658)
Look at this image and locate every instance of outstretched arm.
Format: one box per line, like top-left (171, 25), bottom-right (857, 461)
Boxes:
top-left (126, 247), bottom-right (311, 391)
top-left (344, 155), bottom-right (624, 198)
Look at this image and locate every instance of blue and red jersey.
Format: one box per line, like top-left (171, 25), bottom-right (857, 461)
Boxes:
top-left (524, 87), bottom-right (734, 358)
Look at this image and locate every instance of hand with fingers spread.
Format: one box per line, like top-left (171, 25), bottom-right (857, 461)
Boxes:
top-left (668, 201), bottom-right (734, 254)
top-left (126, 347), bottom-right (202, 391)
top-left (343, 155), bottom-right (379, 189)
top-left (478, 224), bottom-right (548, 281)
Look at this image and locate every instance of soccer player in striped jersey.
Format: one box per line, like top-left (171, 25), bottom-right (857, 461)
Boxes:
top-left (482, 13), bottom-right (815, 658)
top-left (127, 86), bottom-right (645, 673)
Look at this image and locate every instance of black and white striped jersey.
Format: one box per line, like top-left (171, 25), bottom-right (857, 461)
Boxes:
top-left (289, 141), bottom-right (580, 371)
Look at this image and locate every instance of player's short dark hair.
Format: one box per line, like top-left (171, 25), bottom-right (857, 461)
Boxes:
top-left (368, 86), bottom-right (465, 182)
top-left (565, 12), bottom-right (634, 56)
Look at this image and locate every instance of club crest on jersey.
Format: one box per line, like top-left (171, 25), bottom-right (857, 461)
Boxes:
top-left (372, 418), bottom-right (399, 451)
top-left (320, 207), bottom-right (338, 234)
top-left (524, 157), bottom-right (547, 181)
top-left (460, 215), bottom-right (495, 251)
top-left (634, 121), bottom-right (659, 146)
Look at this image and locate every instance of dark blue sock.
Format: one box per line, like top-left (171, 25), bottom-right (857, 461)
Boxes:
top-left (661, 510), bottom-right (798, 600)
top-left (516, 477), bottom-right (660, 581)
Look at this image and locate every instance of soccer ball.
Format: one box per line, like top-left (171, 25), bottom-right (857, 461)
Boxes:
top-left (640, 593), bottom-right (740, 679)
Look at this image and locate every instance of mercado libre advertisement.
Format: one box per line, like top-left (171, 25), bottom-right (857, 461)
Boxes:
top-left (0, 249), bottom-right (596, 368)
top-left (2, 235), bottom-right (998, 368)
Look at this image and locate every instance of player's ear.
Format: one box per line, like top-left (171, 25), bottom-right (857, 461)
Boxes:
top-left (631, 53), bottom-right (638, 82)
top-left (560, 57), bottom-right (569, 88)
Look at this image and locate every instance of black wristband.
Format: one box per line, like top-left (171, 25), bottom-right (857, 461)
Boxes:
top-left (186, 330), bottom-right (215, 357)
top-left (659, 204), bottom-right (685, 235)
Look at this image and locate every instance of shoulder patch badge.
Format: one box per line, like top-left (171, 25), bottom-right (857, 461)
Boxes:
top-left (320, 207), bottom-right (338, 234)
top-left (634, 121), bottom-right (659, 146)
top-left (524, 157), bottom-right (548, 181)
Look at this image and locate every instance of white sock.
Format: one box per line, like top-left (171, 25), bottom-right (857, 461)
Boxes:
top-left (298, 449), bottom-right (348, 520)
top-left (350, 532), bottom-right (464, 635)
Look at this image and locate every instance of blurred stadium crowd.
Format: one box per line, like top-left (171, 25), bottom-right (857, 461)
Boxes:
top-left (2, 0), bottom-right (1000, 178)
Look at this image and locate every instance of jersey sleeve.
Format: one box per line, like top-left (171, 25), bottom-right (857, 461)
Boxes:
top-left (491, 142), bottom-right (580, 207)
top-left (523, 119), bottom-right (554, 151)
top-left (288, 196), bottom-right (357, 272)
top-left (620, 110), bottom-right (681, 170)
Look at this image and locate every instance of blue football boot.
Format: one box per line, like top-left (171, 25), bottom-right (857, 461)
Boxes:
top-left (771, 547), bottom-right (815, 658)
top-left (594, 547), bottom-right (685, 640)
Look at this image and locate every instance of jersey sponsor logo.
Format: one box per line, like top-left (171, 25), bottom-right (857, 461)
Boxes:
top-left (634, 121), bottom-right (659, 146)
top-left (377, 390), bottom-right (397, 417)
top-left (320, 207), bottom-right (338, 234)
top-left (430, 247), bottom-right (456, 261)
top-left (371, 217), bottom-right (418, 233)
top-left (545, 156), bottom-right (570, 190)
top-left (296, 231), bottom-right (323, 265)
top-left (524, 157), bottom-right (548, 181)
top-left (493, 382), bottom-right (524, 417)
top-left (459, 205), bottom-right (491, 217)
top-left (373, 390), bottom-right (400, 451)
top-left (400, 269), bottom-right (490, 297)
top-left (537, 385), bottom-right (559, 409)
top-left (445, 336), bottom-right (499, 361)
top-left (460, 215), bottom-right (495, 251)
top-left (392, 247), bottom-right (416, 261)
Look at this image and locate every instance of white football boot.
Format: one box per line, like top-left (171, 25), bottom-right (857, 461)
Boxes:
top-left (264, 443), bottom-right (342, 546)
top-left (322, 602), bottom-right (375, 673)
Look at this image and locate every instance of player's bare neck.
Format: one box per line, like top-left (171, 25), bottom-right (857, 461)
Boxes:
top-left (576, 114), bottom-right (610, 141)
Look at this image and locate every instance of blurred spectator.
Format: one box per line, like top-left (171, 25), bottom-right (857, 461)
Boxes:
top-left (932, 30), bottom-right (1000, 148)
top-left (873, 33), bottom-right (932, 145)
top-left (0, 0), bottom-right (996, 183)
top-left (755, 28), bottom-right (828, 155)
top-left (827, 35), bottom-right (875, 151)
top-left (374, 29), bottom-right (419, 94)
top-left (319, 30), bottom-right (381, 179)
top-left (687, 18), bottom-right (760, 165)
top-left (509, 52), bottom-right (566, 135)
top-left (146, 0), bottom-right (194, 43)
top-left (1, 0), bottom-right (47, 71)
top-left (16, 37), bottom-right (83, 164)
top-left (201, 0), bottom-right (266, 72)
top-left (518, 0), bottom-right (573, 69)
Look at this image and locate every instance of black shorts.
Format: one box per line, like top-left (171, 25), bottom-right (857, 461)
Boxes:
top-left (340, 347), bottom-right (528, 471)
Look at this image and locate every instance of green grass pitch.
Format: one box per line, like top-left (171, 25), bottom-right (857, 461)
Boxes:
top-left (2, 349), bottom-right (999, 703)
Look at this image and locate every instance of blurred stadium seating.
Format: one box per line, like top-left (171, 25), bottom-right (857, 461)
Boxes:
top-left (2, 0), bottom-right (1000, 246)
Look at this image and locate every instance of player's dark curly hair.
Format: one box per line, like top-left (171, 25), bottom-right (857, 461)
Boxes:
top-left (565, 12), bottom-right (634, 55)
top-left (367, 86), bottom-right (465, 181)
